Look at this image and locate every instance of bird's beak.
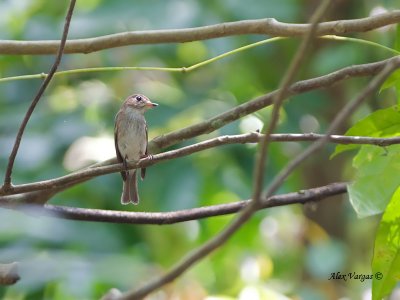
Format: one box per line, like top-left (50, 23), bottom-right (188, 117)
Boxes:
top-left (146, 102), bottom-right (158, 108)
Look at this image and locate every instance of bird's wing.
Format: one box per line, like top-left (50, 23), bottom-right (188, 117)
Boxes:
top-left (141, 121), bottom-right (148, 180)
top-left (114, 110), bottom-right (127, 181)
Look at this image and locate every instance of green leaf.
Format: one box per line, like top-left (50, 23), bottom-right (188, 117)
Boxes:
top-left (348, 144), bottom-right (400, 217)
top-left (380, 70), bottom-right (400, 105)
top-left (372, 186), bottom-right (400, 300)
top-left (332, 106), bottom-right (400, 158)
top-left (380, 69), bottom-right (400, 93)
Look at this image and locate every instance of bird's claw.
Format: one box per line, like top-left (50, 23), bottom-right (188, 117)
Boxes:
top-left (142, 154), bottom-right (154, 161)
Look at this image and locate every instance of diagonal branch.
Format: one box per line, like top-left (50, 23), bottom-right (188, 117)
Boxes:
top-left (1, 11), bottom-right (399, 55)
top-left (114, 2), bottom-right (332, 300)
top-left (1, 0), bottom-right (77, 190)
top-left (252, 0), bottom-right (331, 205)
top-left (148, 57), bottom-right (393, 153)
top-left (263, 56), bottom-right (400, 199)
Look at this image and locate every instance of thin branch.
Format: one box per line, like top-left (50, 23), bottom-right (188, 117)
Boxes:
top-left (266, 133), bottom-right (400, 146)
top-left (263, 56), bottom-right (400, 199)
top-left (0, 133), bottom-right (261, 196)
top-left (148, 57), bottom-right (392, 153)
top-left (3, 131), bottom-right (400, 200)
top-left (2, 0), bottom-right (76, 190)
top-left (18, 182), bottom-right (347, 224)
top-left (253, 0), bottom-right (331, 205)
top-left (0, 37), bottom-right (286, 83)
top-left (321, 35), bottom-right (400, 55)
top-left (116, 3), bottom-right (332, 300)
top-left (1, 11), bottom-right (400, 55)
top-left (2, 35), bottom-right (398, 85)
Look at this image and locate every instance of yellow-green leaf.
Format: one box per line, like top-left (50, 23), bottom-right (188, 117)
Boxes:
top-left (372, 186), bottom-right (400, 300)
top-left (332, 106), bottom-right (400, 158)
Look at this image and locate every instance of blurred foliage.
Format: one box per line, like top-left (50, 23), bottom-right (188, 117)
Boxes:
top-left (1, 0), bottom-right (400, 299)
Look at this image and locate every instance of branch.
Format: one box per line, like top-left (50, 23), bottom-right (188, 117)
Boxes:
top-left (1, 11), bottom-right (400, 55)
top-left (2, 0), bottom-right (76, 190)
top-left (1, 35), bottom-right (398, 85)
top-left (148, 57), bottom-right (392, 153)
top-left (263, 56), bottom-right (400, 199)
top-left (253, 0), bottom-right (330, 205)
top-left (266, 133), bottom-right (400, 146)
top-left (23, 182), bottom-right (346, 224)
top-left (3, 132), bottom-right (400, 201)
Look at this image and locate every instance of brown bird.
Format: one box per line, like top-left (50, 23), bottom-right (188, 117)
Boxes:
top-left (114, 94), bottom-right (158, 205)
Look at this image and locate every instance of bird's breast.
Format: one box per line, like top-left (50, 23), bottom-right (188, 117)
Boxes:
top-left (117, 112), bottom-right (147, 161)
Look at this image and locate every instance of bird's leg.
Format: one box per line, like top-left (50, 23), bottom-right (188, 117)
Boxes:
top-left (140, 154), bottom-right (153, 161)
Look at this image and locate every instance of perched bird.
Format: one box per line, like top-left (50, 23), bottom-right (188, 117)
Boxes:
top-left (114, 94), bottom-right (158, 205)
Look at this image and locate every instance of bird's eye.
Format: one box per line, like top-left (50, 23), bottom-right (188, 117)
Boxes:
top-left (136, 96), bottom-right (142, 102)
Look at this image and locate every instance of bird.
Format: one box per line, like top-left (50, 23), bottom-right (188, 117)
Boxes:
top-left (114, 94), bottom-right (158, 205)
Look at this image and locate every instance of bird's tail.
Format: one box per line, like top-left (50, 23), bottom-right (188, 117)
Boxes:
top-left (121, 170), bottom-right (139, 205)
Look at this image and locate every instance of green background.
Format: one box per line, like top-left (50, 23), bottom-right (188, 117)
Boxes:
top-left (0, 1), bottom-right (398, 299)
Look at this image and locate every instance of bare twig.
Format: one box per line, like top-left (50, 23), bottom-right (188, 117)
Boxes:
top-left (115, 3), bottom-right (332, 300)
top-left (22, 182), bottom-right (346, 224)
top-left (0, 11), bottom-right (399, 55)
top-left (3, 131), bottom-right (400, 201)
top-left (262, 133), bottom-right (400, 147)
top-left (1, 0), bottom-right (76, 190)
top-left (253, 0), bottom-right (331, 205)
